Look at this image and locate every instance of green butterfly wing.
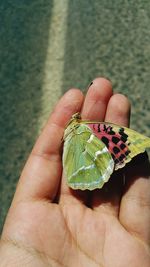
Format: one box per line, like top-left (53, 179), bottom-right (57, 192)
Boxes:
top-left (63, 124), bottom-right (114, 190)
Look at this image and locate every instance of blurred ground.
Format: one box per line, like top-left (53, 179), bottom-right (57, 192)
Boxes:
top-left (0, 0), bottom-right (150, 232)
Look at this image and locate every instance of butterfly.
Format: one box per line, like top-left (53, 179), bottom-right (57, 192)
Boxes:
top-left (63, 112), bottom-right (150, 190)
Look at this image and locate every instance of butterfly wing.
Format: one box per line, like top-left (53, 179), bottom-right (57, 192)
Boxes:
top-left (63, 124), bottom-right (114, 190)
top-left (87, 122), bottom-right (150, 170)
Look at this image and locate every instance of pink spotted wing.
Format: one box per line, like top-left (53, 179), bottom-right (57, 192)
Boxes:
top-left (87, 123), bottom-right (131, 169)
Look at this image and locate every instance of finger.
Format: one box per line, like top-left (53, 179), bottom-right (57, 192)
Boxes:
top-left (60, 77), bottom-right (113, 204)
top-left (92, 94), bottom-right (131, 216)
top-left (105, 93), bottom-right (131, 126)
top-left (82, 77), bottom-right (113, 120)
top-left (13, 89), bottom-right (84, 203)
top-left (120, 153), bottom-right (150, 244)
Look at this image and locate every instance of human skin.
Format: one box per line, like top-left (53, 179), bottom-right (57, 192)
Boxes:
top-left (0, 78), bottom-right (150, 267)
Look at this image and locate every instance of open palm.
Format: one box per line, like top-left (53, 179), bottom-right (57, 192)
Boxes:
top-left (1, 78), bottom-right (150, 267)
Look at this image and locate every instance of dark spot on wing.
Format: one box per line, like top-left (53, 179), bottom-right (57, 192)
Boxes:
top-left (103, 124), bottom-right (107, 131)
top-left (112, 136), bottom-right (120, 144)
top-left (114, 158), bottom-right (119, 164)
top-left (119, 128), bottom-right (128, 142)
top-left (101, 136), bottom-right (109, 148)
top-left (120, 143), bottom-right (126, 150)
top-left (108, 129), bottom-right (115, 135)
top-left (119, 154), bottom-right (126, 161)
top-left (125, 150), bottom-right (130, 156)
top-left (113, 146), bottom-right (120, 154)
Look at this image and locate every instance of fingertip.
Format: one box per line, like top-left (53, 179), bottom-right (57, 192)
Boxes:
top-left (50, 88), bottom-right (84, 127)
top-left (111, 93), bottom-right (131, 117)
top-left (88, 77), bottom-right (113, 102)
top-left (105, 93), bottom-right (131, 126)
top-left (82, 77), bottom-right (113, 120)
top-left (65, 88), bottom-right (84, 100)
top-left (58, 88), bottom-right (84, 112)
top-left (91, 77), bottom-right (112, 89)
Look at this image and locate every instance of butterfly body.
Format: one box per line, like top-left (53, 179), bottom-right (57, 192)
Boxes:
top-left (63, 113), bottom-right (150, 190)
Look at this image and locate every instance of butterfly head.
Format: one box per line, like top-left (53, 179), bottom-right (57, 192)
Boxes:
top-left (63, 112), bottom-right (81, 141)
top-left (70, 112), bottom-right (81, 121)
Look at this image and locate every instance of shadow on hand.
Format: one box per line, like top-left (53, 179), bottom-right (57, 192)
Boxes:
top-left (124, 152), bottom-right (150, 192)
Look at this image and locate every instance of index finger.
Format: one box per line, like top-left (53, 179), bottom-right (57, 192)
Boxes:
top-left (13, 89), bottom-right (84, 203)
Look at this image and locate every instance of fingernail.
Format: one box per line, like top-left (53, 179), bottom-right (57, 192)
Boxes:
top-left (88, 81), bottom-right (93, 88)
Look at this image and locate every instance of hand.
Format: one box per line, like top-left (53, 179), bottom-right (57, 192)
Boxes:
top-left (0, 78), bottom-right (150, 267)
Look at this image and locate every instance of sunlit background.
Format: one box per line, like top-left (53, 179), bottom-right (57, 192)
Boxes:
top-left (0, 0), bottom-right (150, 232)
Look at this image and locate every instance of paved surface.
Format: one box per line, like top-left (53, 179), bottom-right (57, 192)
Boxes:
top-left (0, 0), bottom-right (150, 231)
